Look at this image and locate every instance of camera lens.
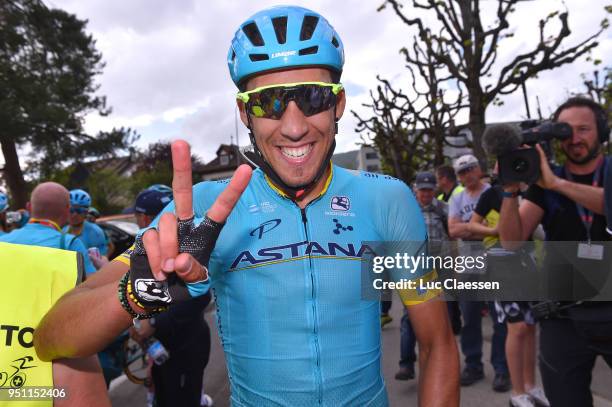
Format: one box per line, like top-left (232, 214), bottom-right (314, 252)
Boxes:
top-left (512, 158), bottom-right (530, 174)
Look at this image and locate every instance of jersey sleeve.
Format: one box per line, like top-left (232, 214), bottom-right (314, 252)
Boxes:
top-left (474, 188), bottom-right (493, 218)
top-left (523, 184), bottom-right (546, 211)
top-left (377, 180), bottom-right (441, 305)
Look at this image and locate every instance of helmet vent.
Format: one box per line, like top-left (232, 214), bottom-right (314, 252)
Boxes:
top-left (231, 49), bottom-right (236, 61)
top-left (298, 46), bottom-right (318, 56)
top-left (299, 15), bottom-right (319, 41)
top-left (249, 54), bottom-right (269, 62)
top-left (243, 22), bottom-right (265, 46)
top-left (331, 36), bottom-right (339, 48)
top-left (272, 16), bottom-right (288, 44)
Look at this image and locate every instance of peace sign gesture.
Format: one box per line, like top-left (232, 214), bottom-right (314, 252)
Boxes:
top-left (130, 140), bottom-right (252, 307)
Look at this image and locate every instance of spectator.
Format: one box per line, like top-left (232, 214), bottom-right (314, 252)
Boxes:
top-left (1, 242), bottom-right (110, 407)
top-left (471, 166), bottom-right (549, 407)
top-left (396, 171), bottom-right (452, 380)
top-left (436, 164), bottom-right (464, 202)
top-left (448, 154), bottom-right (510, 392)
top-left (0, 182), bottom-right (96, 275)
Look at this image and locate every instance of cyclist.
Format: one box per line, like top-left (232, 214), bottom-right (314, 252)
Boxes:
top-left (34, 6), bottom-right (459, 406)
top-left (0, 191), bottom-right (9, 235)
top-left (64, 189), bottom-right (109, 268)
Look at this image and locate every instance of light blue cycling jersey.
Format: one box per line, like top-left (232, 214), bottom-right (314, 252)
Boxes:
top-left (150, 165), bottom-right (431, 407)
top-left (1, 222), bottom-right (96, 275)
top-left (64, 220), bottom-right (108, 256)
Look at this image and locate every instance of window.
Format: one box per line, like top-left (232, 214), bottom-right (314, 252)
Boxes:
top-left (365, 152), bottom-right (378, 160)
top-left (220, 154), bottom-right (229, 166)
top-left (367, 165), bottom-right (379, 172)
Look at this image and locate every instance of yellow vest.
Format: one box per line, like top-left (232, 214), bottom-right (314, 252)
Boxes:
top-left (0, 243), bottom-right (81, 407)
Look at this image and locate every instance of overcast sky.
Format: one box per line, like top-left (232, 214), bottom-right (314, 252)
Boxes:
top-left (43, 0), bottom-right (611, 163)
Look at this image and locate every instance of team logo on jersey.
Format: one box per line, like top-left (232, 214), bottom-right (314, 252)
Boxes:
top-left (250, 219), bottom-right (281, 239)
top-left (330, 196), bottom-right (350, 211)
top-left (332, 219), bottom-right (353, 235)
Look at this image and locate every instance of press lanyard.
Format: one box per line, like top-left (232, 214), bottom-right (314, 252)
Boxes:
top-left (29, 218), bottom-right (62, 232)
top-left (564, 157), bottom-right (604, 243)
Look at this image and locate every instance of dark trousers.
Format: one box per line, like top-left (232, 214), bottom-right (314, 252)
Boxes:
top-left (152, 361), bottom-right (205, 407)
top-left (399, 309), bottom-right (417, 367)
top-left (459, 301), bottom-right (508, 374)
top-left (540, 318), bottom-right (612, 407)
top-left (381, 300), bottom-right (392, 315)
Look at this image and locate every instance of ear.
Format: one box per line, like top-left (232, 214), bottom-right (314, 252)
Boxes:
top-left (335, 89), bottom-right (346, 121)
top-left (237, 100), bottom-right (249, 128)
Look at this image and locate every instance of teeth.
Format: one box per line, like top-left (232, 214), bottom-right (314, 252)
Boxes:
top-left (281, 144), bottom-right (313, 158)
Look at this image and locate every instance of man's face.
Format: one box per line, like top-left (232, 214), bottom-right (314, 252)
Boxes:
top-left (416, 188), bottom-right (434, 206)
top-left (436, 173), bottom-right (448, 190)
top-left (69, 206), bottom-right (87, 226)
top-left (457, 165), bottom-right (481, 189)
top-left (558, 106), bottom-right (600, 165)
top-left (239, 67), bottom-right (346, 188)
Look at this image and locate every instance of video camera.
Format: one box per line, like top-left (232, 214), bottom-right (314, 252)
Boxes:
top-left (482, 121), bottom-right (572, 184)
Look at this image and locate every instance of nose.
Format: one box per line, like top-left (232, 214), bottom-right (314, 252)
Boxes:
top-left (570, 125), bottom-right (583, 144)
top-left (279, 101), bottom-right (308, 141)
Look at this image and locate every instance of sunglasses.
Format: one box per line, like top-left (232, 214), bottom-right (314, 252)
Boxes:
top-left (237, 82), bottom-right (343, 120)
top-left (70, 206), bottom-right (89, 214)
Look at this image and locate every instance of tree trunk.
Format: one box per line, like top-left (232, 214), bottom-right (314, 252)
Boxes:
top-left (0, 136), bottom-right (28, 208)
top-left (468, 94), bottom-right (488, 171)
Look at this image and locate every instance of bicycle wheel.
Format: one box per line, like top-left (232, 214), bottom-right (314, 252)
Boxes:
top-left (122, 338), bottom-right (149, 385)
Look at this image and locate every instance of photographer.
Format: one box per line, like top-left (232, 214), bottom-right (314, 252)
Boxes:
top-left (498, 96), bottom-right (612, 407)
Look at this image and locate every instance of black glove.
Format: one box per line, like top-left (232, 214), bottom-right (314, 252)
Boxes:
top-left (129, 215), bottom-right (223, 307)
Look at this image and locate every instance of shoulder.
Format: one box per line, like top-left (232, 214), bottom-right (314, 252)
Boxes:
top-left (332, 166), bottom-right (411, 197)
top-left (66, 232), bottom-right (87, 251)
top-left (86, 222), bottom-right (105, 235)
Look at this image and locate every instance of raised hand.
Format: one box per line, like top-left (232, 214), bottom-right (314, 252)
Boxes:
top-left (130, 140), bottom-right (252, 307)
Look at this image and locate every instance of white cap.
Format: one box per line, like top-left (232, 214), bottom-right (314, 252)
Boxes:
top-left (453, 154), bottom-right (479, 172)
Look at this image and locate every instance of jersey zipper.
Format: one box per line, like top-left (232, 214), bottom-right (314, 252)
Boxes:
top-left (300, 207), bottom-right (323, 405)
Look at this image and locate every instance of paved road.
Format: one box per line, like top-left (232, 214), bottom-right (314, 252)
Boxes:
top-left (110, 297), bottom-right (612, 406)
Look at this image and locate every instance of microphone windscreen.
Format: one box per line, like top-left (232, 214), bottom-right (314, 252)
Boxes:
top-left (482, 124), bottom-right (523, 156)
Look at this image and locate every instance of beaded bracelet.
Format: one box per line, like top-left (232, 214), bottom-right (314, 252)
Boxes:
top-left (117, 272), bottom-right (161, 320)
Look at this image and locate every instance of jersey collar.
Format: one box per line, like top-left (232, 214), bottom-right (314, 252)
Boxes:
top-left (264, 162), bottom-right (334, 200)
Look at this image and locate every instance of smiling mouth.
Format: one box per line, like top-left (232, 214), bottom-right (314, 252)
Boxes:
top-left (280, 143), bottom-right (314, 160)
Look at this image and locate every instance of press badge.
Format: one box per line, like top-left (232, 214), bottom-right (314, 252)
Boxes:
top-left (577, 243), bottom-right (604, 260)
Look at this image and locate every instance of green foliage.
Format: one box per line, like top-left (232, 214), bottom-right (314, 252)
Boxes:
top-left (0, 0), bottom-right (136, 205)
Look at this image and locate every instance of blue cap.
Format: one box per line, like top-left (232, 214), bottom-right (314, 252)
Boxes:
top-left (134, 189), bottom-right (173, 217)
top-left (414, 172), bottom-right (437, 190)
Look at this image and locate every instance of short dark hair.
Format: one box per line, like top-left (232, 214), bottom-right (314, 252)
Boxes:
top-left (435, 165), bottom-right (456, 182)
top-left (553, 96), bottom-right (609, 144)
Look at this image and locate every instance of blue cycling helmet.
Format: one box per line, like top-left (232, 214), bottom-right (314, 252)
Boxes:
top-left (0, 192), bottom-right (8, 213)
top-left (146, 184), bottom-right (173, 196)
top-left (69, 189), bottom-right (91, 207)
top-left (228, 6), bottom-right (344, 86)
